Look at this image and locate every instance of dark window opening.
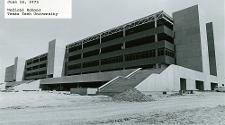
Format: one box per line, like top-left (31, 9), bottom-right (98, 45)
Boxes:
top-left (40, 56), bottom-right (47, 61)
top-left (83, 49), bottom-right (99, 58)
top-left (102, 68), bottom-right (123, 72)
top-left (39, 63), bottom-right (47, 68)
top-left (33, 65), bottom-right (39, 70)
top-left (126, 35), bottom-right (155, 48)
top-left (33, 59), bottom-right (39, 63)
top-left (39, 70), bottom-right (47, 75)
top-left (158, 48), bottom-right (175, 58)
top-left (68, 54), bottom-right (81, 61)
top-left (27, 61), bottom-right (32, 65)
top-left (26, 67), bottom-right (32, 71)
top-left (83, 39), bottom-right (100, 48)
top-left (125, 50), bottom-right (155, 61)
top-left (101, 44), bottom-right (123, 54)
top-left (67, 73), bottom-right (80, 76)
top-left (126, 22), bottom-right (155, 36)
top-left (101, 55), bottom-right (123, 65)
top-left (67, 63), bottom-right (81, 70)
top-left (83, 60), bottom-right (99, 68)
top-left (157, 18), bottom-right (173, 30)
top-left (158, 33), bottom-right (174, 43)
top-left (126, 64), bottom-right (155, 69)
top-left (158, 48), bottom-right (164, 56)
top-left (101, 31), bottom-right (123, 43)
top-left (165, 48), bottom-right (175, 58)
top-left (82, 71), bottom-right (99, 74)
top-left (68, 45), bottom-right (82, 53)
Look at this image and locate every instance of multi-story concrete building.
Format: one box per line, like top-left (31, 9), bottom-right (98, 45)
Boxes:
top-left (63, 11), bottom-right (174, 76)
top-left (4, 39), bottom-right (65, 89)
top-left (4, 5), bottom-right (225, 94)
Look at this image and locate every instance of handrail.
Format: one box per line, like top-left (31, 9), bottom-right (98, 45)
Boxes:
top-left (98, 76), bottom-right (122, 91)
top-left (98, 68), bottom-right (142, 92)
top-left (125, 68), bottom-right (142, 79)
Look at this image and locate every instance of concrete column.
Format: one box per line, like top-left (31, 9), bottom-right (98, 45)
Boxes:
top-left (47, 40), bottom-right (56, 78)
top-left (81, 41), bottom-right (84, 74)
top-left (99, 35), bottom-right (102, 72)
top-left (123, 27), bottom-right (126, 70)
top-left (154, 16), bottom-right (158, 42)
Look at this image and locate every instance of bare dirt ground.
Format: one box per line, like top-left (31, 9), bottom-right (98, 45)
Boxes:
top-left (0, 91), bottom-right (225, 125)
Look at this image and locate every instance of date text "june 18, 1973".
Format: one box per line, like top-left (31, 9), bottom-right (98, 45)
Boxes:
top-left (7, 0), bottom-right (39, 4)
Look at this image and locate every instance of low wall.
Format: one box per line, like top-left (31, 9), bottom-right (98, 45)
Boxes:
top-left (70, 88), bottom-right (87, 95)
top-left (70, 88), bottom-right (98, 95)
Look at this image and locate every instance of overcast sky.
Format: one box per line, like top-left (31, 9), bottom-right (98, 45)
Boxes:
top-left (0, 0), bottom-right (224, 82)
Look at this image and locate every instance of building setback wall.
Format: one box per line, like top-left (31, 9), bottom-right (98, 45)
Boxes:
top-left (4, 65), bottom-right (15, 82)
top-left (47, 39), bottom-right (56, 78)
top-left (173, 5), bottom-right (203, 72)
top-left (16, 57), bottom-right (26, 81)
top-left (53, 40), bottom-right (66, 78)
top-left (206, 22), bottom-right (217, 76)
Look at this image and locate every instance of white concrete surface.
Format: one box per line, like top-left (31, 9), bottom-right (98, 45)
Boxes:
top-left (14, 80), bottom-right (41, 91)
top-left (136, 64), bottom-right (224, 92)
top-left (15, 57), bottom-right (26, 81)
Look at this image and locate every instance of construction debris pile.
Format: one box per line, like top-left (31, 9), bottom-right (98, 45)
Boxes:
top-left (113, 88), bottom-right (154, 102)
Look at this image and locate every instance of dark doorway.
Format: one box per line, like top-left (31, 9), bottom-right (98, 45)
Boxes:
top-left (180, 78), bottom-right (187, 91)
top-left (211, 83), bottom-right (218, 90)
top-left (196, 80), bottom-right (204, 91)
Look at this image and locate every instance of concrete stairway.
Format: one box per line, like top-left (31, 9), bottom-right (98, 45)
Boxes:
top-left (98, 68), bottom-right (165, 96)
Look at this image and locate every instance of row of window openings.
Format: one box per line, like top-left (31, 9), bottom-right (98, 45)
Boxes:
top-left (66, 64), bottom-right (158, 76)
top-left (24, 75), bottom-right (46, 81)
top-left (68, 48), bottom-right (175, 62)
top-left (67, 49), bottom-right (174, 70)
top-left (27, 56), bottom-right (47, 65)
top-left (25, 70), bottom-right (47, 77)
top-left (69, 36), bottom-right (174, 61)
top-left (68, 23), bottom-right (174, 53)
top-left (26, 63), bottom-right (47, 71)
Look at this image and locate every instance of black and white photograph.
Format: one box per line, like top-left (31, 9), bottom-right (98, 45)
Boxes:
top-left (0, 0), bottom-right (225, 125)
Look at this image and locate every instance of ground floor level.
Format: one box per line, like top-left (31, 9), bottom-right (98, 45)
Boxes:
top-left (5, 65), bottom-right (225, 94)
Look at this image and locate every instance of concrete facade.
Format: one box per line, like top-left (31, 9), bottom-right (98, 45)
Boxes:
top-left (3, 5), bottom-right (224, 93)
top-left (47, 40), bottom-right (56, 78)
top-left (206, 22), bottom-right (217, 76)
top-left (4, 39), bottom-right (62, 88)
top-left (4, 65), bottom-right (15, 82)
top-left (63, 11), bottom-right (175, 76)
top-left (173, 5), bottom-right (203, 72)
top-left (136, 64), bottom-right (223, 92)
top-left (4, 57), bottom-right (25, 82)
